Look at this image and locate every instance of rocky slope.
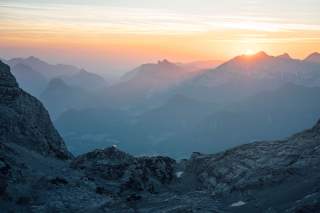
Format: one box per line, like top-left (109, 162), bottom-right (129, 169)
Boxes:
top-left (182, 120), bottom-right (320, 212)
top-left (71, 147), bottom-right (176, 194)
top-left (0, 61), bottom-right (72, 159)
top-left (0, 60), bottom-right (319, 212)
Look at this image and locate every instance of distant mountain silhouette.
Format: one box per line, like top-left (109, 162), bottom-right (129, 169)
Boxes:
top-left (276, 53), bottom-right (292, 60)
top-left (11, 63), bottom-right (47, 96)
top-left (121, 59), bottom-right (191, 83)
top-left (40, 78), bottom-right (92, 119)
top-left (7, 56), bottom-right (80, 79)
top-left (61, 69), bottom-right (106, 91)
top-left (304, 52), bottom-right (320, 64)
top-left (6, 56), bottom-right (107, 95)
top-left (103, 59), bottom-right (199, 108)
top-left (51, 52), bottom-right (320, 158)
top-left (173, 51), bottom-right (320, 104)
top-left (6, 52), bottom-right (320, 159)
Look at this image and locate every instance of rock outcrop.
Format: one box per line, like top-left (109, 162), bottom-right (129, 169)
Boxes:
top-left (0, 61), bottom-right (72, 160)
top-left (184, 119), bottom-right (320, 194)
top-left (180, 118), bottom-right (320, 212)
top-left (71, 147), bottom-right (176, 193)
top-left (0, 62), bottom-right (18, 88)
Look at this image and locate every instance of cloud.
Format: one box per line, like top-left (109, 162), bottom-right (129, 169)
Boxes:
top-left (1, 1), bottom-right (320, 37)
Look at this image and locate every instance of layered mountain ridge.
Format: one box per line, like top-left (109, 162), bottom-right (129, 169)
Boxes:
top-left (3, 56), bottom-right (107, 107)
top-left (52, 51), bottom-right (320, 158)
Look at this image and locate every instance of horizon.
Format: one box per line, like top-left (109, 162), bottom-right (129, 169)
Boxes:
top-left (1, 0), bottom-right (320, 76)
top-left (1, 50), bottom-right (319, 75)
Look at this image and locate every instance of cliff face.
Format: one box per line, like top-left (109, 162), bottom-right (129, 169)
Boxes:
top-left (0, 62), bottom-right (18, 88)
top-left (0, 61), bottom-right (72, 160)
top-left (0, 60), bottom-right (319, 212)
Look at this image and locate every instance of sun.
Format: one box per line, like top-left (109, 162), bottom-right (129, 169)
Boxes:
top-left (244, 49), bottom-right (254, 55)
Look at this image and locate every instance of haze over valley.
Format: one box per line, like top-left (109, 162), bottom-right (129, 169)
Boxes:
top-left (3, 51), bottom-right (320, 158)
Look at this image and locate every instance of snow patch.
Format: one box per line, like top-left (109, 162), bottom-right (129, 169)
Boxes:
top-left (175, 171), bottom-right (184, 178)
top-left (230, 201), bottom-right (246, 207)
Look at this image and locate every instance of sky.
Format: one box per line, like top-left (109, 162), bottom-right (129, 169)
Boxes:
top-left (0, 0), bottom-right (320, 76)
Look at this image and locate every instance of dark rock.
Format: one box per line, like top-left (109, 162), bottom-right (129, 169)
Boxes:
top-left (49, 177), bottom-right (69, 185)
top-left (294, 204), bottom-right (320, 213)
top-left (126, 194), bottom-right (142, 202)
top-left (95, 186), bottom-right (112, 196)
top-left (71, 147), bottom-right (135, 180)
top-left (72, 147), bottom-right (176, 194)
top-left (16, 196), bottom-right (32, 205)
top-left (0, 158), bottom-right (10, 197)
top-left (0, 61), bottom-right (72, 160)
top-left (0, 61), bottom-right (18, 88)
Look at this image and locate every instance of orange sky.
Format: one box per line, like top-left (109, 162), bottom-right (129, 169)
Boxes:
top-left (1, 1), bottom-right (320, 75)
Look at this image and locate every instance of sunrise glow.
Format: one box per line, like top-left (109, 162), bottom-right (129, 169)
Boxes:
top-left (0, 0), bottom-right (319, 74)
top-left (244, 49), bottom-right (255, 55)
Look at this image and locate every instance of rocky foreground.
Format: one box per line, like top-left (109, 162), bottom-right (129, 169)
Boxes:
top-left (0, 60), bottom-right (320, 212)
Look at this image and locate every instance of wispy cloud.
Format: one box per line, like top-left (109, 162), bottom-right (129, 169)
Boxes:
top-left (1, 1), bottom-right (320, 36)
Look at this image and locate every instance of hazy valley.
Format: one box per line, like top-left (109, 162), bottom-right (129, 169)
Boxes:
top-left (3, 52), bottom-right (320, 159)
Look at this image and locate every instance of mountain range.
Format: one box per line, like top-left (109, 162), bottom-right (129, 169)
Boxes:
top-left (172, 51), bottom-right (320, 104)
top-left (102, 59), bottom-right (208, 109)
top-left (2, 52), bottom-right (320, 158)
top-left (52, 51), bottom-right (320, 158)
top-left (4, 56), bottom-right (105, 92)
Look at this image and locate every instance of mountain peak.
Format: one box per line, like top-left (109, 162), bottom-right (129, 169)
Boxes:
top-left (26, 56), bottom-right (43, 63)
top-left (277, 53), bottom-right (292, 60)
top-left (47, 78), bottom-right (69, 90)
top-left (304, 52), bottom-right (320, 63)
top-left (27, 56), bottom-right (38, 60)
top-left (255, 51), bottom-right (269, 57)
top-left (0, 60), bottom-right (19, 88)
top-left (307, 52), bottom-right (320, 57)
top-left (232, 51), bottom-right (271, 63)
top-left (158, 59), bottom-right (172, 65)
